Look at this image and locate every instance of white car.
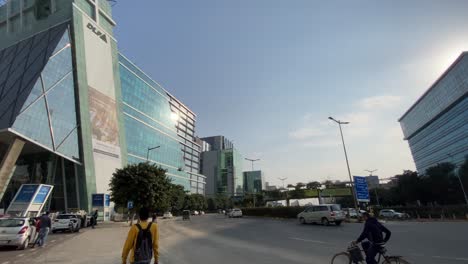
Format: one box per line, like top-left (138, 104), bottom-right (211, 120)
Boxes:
top-left (228, 209), bottom-right (243, 218)
top-left (297, 204), bottom-right (345, 226)
top-left (163, 212), bottom-right (173, 219)
top-left (379, 209), bottom-right (409, 219)
top-left (52, 214), bottom-right (81, 233)
top-left (0, 217), bottom-right (36, 250)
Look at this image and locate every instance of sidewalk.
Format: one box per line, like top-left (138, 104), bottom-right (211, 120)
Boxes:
top-left (28, 222), bottom-right (130, 264)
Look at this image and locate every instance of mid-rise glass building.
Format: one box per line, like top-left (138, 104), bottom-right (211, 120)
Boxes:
top-left (243, 170), bottom-right (263, 194)
top-left (399, 52), bottom-right (468, 173)
top-left (200, 136), bottom-right (244, 196)
top-left (0, 0), bottom-right (205, 214)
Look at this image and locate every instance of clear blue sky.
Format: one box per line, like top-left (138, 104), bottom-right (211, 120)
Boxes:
top-left (113, 0), bottom-right (468, 186)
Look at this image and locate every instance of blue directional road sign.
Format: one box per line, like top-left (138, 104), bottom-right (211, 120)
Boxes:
top-left (353, 176), bottom-right (370, 202)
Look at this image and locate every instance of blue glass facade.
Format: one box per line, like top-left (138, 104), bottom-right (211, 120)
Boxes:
top-left (0, 22), bottom-right (80, 162)
top-left (119, 54), bottom-right (193, 191)
top-left (400, 53), bottom-right (468, 173)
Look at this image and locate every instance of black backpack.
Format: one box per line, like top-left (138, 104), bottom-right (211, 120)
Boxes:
top-left (134, 223), bottom-right (153, 263)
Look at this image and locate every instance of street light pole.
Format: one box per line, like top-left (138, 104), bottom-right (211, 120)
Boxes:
top-left (146, 146), bottom-right (160, 161)
top-left (447, 154), bottom-right (468, 206)
top-left (278, 177), bottom-right (288, 206)
top-left (278, 177), bottom-right (287, 189)
top-left (365, 169), bottom-right (380, 207)
top-left (245, 158), bottom-right (260, 171)
top-left (329, 116), bottom-right (360, 214)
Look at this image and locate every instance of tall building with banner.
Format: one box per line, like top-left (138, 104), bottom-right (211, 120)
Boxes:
top-left (0, 0), bottom-right (205, 214)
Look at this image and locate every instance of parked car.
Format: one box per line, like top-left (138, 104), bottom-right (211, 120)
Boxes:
top-left (192, 211), bottom-right (199, 216)
top-left (297, 204), bottom-right (345, 226)
top-left (228, 208), bottom-right (243, 218)
top-left (52, 214), bottom-right (81, 233)
top-left (0, 217), bottom-right (36, 249)
top-left (163, 212), bottom-right (173, 219)
top-left (379, 209), bottom-right (409, 219)
top-left (343, 208), bottom-right (368, 218)
top-left (200, 211), bottom-right (205, 215)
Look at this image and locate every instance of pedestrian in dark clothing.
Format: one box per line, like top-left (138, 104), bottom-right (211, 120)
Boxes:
top-left (37, 212), bottom-right (51, 247)
top-left (354, 212), bottom-right (391, 264)
top-left (152, 212), bottom-right (158, 223)
top-left (91, 210), bottom-right (98, 229)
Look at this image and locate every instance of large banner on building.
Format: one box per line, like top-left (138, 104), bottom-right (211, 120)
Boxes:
top-left (82, 16), bottom-right (121, 193)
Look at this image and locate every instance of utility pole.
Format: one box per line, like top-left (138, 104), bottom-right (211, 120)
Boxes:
top-left (447, 154), bottom-right (468, 206)
top-left (329, 116), bottom-right (360, 214)
top-left (365, 169), bottom-right (380, 206)
top-left (245, 158), bottom-right (260, 171)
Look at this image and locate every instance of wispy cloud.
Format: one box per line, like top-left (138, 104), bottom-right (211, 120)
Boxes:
top-left (357, 95), bottom-right (402, 110)
top-left (288, 94), bottom-right (402, 146)
top-left (289, 127), bottom-right (326, 140)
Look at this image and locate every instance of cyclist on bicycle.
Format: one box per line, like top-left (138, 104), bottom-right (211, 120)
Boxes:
top-left (353, 212), bottom-right (391, 264)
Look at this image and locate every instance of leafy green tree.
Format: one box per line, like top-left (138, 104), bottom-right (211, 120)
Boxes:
top-left (424, 162), bottom-right (460, 204)
top-left (184, 194), bottom-right (208, 210)
top-left (214, 193), bottom-right (232, 209)
top-left (206, 197), bottom-right (216, 211)
top-left (109, 163), bottom-right (172, 212)
top-left (169, 184), bottom-right (186, 213)
top-left (306, 181), bottom-right (321, 190)
top-left (295, 182), bottom-right (305, 190)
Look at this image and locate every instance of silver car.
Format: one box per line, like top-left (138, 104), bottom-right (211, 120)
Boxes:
top-left (297, 204), bottom-right (346, 226)
top-left (0, 217), bottom-right (36, 250)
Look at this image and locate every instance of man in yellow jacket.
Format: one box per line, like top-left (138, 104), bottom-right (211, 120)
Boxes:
top-left (122, 207), bottom-right (159, 264)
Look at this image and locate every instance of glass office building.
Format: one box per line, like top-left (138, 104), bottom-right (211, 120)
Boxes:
top-left (399, 52), bottom-right (468, 173)
top-left (200, 136), bottom-right (244, 196)
top-left (243, 170), bottom-right (263, 194)
top-left (0, 0), bottom-right (205, 214)
top-left (119, 54), bottom-right (205, 193)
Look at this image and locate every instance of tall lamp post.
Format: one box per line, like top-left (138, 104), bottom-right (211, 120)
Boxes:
top-left (278, 177), bottom-right (288, 206)
top-left (447, 154), bottom-right (468, 206)
top-left (328, 116), bottom-right (360, 214)
top-left (146, 146), bottom-right (160, 161)
top-left (365, 169), bottom-right (380, 206)
top-left (245, 158), bottom-right (260, 171)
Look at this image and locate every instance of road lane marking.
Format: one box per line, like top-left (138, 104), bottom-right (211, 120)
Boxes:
top-left (432, 255), bottom-right (468, 261)
top-left (17, 254), bottom-right (24, 257)
top-left (2, 261), bottom-right (11, 264)
top-left (288, 237), bottom-right (330, 244)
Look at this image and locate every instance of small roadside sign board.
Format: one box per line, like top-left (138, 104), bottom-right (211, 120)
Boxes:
top-left (127, 201), bottom-right (134, 209)
top-left (353, 176), bottom-right (370, 202)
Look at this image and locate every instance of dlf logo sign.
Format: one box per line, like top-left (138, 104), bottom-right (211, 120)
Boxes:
top-left (87, 23), bottom-right (108, 43)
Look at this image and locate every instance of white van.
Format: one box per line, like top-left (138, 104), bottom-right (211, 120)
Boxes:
top-left (297, 204), bottom-right (345, 226)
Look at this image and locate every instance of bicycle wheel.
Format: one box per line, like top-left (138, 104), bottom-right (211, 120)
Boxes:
top-left (382, 256), bottom-right (410, 264)
top-left (331, 252), bottom-right (352, 264)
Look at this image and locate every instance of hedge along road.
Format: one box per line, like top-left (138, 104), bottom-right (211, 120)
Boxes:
top-left (160, 214), bottom-right (468, 264)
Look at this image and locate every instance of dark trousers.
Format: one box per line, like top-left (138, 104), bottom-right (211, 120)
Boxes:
top-left (362, 241), bottom-right (378, 264)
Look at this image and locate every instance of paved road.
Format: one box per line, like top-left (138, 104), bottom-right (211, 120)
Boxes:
top-left (1, 214), bottom-right (467, 263)
top-left (160, 215), bottom-right (468, 264)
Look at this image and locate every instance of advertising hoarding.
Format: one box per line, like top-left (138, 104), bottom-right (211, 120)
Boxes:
top-left (81, 16), bottom-right (122, 194)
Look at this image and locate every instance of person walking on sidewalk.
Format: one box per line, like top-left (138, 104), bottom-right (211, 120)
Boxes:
top-left (122, 207), bottom-right (159, 264)
top-left (91, 210), bottom-right (98, 229)
top-left (37, 212), bottom-right (51, 247)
